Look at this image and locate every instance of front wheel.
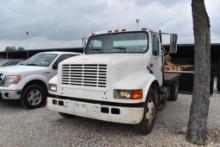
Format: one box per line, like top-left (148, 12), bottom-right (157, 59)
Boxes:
top-left (138, 88), bottom-right (157, 135)
top-left (21, 84), bottom-right (47, 109)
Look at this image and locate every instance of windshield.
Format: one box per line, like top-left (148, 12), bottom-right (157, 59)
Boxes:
top-left (85, 32), bottom-right (149, 54)
top-left (22, 53), bottom-right (57, 67)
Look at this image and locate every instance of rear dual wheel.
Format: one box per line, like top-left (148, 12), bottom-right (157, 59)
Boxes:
top-left (217, 72), bottom-right (220, 91)
top-left (169, 79), bottom-right (179, 101)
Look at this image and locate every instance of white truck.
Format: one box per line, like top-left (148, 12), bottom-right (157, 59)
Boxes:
top-left (47, 28), bottom-right (180, 134)
top-left (0, 51), bottom-right (80, 109)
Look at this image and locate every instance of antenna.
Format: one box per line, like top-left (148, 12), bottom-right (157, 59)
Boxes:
top-left (136, 18), bottom-right (140, 29)
top-left (25, 31), bottom-right (29, 58)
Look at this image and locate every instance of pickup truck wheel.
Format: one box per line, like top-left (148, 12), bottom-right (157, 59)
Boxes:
top-left (21, 84), bottom-right (47, 109)
top-left (169, 79), bottom-right (179, 101)
top-left (59, 112), bottom-right (73, 118)
top-left (138, 88), bottom-right (157, 135)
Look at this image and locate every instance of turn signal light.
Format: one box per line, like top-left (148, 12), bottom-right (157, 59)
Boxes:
top-left (131, 89), bottom-right (143, 100)
top-left (16, 75), bottom-right (22, 83)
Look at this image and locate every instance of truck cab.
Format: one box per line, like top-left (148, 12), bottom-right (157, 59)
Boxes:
top-left (47, 28), bottom-right (179, 134)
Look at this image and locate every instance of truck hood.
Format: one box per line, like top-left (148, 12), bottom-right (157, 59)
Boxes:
top-left (0, 65), bottom-right (49, 75)
top-left (60, 54), bottom-right (150, 85)
top-left (61, 54), bottom-right (145, 65)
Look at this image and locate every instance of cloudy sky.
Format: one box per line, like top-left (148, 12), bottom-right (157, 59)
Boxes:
top-left (0, 0), bottom-right (219, 50)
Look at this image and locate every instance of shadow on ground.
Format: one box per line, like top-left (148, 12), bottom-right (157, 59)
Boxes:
top-left (0, 99), bottom-right (22, 108)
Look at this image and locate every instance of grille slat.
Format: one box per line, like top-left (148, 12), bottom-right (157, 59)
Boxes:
top-left (61, 64), bottom-right (107, 88)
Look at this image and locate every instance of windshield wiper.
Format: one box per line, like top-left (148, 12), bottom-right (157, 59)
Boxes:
top-left (25, 63), bottom-right (37, 66)
top-left (113, 47), bottom-right (127, 53)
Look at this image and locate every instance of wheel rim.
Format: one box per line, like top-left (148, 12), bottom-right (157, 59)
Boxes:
top-left (27, 89), bottom-right (42, 106)
top-left (146, 97), bottom-right (156, 126)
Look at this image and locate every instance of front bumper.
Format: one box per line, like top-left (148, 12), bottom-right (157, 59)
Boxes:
top-left (47, 94), bottom-right (145, 124)
top-left (0, 90), bottom-right (21, 100)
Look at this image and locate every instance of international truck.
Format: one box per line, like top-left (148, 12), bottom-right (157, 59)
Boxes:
top-left (47, 28), bottom-right (180, 134)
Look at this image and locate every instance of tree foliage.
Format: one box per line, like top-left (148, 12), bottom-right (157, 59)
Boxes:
top-left (5, 46), bottom-right (25, 52)
top-left (5, 46), bottom-right (16, 52)
top-left (17, 47), bottom-right (25, 51)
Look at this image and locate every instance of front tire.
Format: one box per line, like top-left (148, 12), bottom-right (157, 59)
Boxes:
top-left (138, 88), bottom-right (157, 135)
top-left (21, 84), bottom-right (47, 109)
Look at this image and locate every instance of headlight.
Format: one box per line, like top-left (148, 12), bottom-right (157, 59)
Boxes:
top-left (49, 84), bottom-right (57, 92)
top-left (4, 75), bottom-right (22, 86)
top-left (114, 89), bottom-right (143, 100)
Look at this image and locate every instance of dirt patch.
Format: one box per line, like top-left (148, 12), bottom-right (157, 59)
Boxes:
top-left (208, 128), bottom-right (220, 144)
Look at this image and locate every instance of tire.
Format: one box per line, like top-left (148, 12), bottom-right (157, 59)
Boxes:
top-left (21, 84), bottom-right (47, 109)
top-left (169, 79), bottom-right (179, 101)
top-left (59, 112), bottom-right (73, 118)
top-left (138, 88), bottom-right (157, 135)
top-left (217, 60), bottom-right (220, 91)
top-left (217, 72), bottom-right (220, 91)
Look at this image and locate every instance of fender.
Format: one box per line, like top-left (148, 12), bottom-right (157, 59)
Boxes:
top-left (113, 71), bottom-right (158, 102)
top-left (18, 74), bottom-right (49, 89)
top-left (49, 75), bottom-right (58, 85)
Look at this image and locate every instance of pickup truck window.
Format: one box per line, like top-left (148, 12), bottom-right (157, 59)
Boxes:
top-left (85, 32), bottom-right (148, 54)
top-left (22, 53), bottom-right (57, 67)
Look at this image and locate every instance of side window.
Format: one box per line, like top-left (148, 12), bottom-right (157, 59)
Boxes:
top-left (89, 40), bottom-right (102, 49)
top-left (152, 35), bottom-right (160, 56)
top-left (52, 54), bottom-right (76, 69)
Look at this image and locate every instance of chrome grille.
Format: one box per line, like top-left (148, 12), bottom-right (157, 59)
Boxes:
top-left (62, 64), bottom-right (107, 88)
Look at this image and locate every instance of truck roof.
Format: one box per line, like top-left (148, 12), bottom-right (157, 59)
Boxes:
top-left (91, 28), bottom-right (154, 36)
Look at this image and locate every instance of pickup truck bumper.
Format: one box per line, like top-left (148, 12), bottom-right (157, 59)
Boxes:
top-left (47, 94), bottom-right (145, 125)
top-left (0, 90), bottom-right (21, 100)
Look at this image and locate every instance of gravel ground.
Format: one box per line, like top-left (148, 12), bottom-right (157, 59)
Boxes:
top-left (0, 93), bottom-right (219, 147)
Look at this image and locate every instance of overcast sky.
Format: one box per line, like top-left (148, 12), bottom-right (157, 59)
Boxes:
top-left (0, 0), bottom-right (219, 50)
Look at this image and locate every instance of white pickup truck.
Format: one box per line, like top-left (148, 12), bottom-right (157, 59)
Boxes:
top-left (47, 28), bottom-right (180, 134)
top-left (0, 51), bottom-right (80, 109)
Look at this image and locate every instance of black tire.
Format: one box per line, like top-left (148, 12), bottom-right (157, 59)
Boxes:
top-left (169, 79), bottom-right (179, 101)
top-left (59, 112), bottom-right (73, 118)
top-left (217, 72), bottom-right (220, 91)
top-left (21, 84), bottom-right (47, 109)
top-left (217, 60), bottom-right (220, 91)
top-left (137, 88), bottom-right (157, 135)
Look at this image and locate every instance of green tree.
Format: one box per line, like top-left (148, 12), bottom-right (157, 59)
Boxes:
top-left (186, 0), bottom-right (211, 145)
top-left (5, 46), bottom-right (16, 52)
top-left (17, 47), bottom-right (25, 51)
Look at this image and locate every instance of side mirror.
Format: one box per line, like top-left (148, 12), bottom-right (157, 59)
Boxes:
top-left (169, 34), bottom-right (178, 54)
